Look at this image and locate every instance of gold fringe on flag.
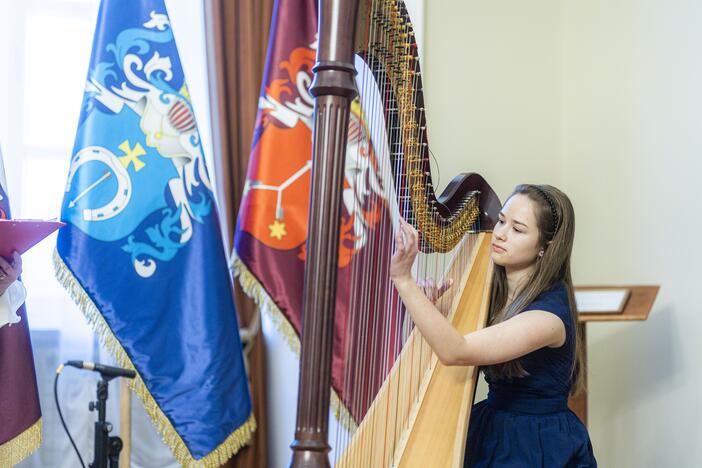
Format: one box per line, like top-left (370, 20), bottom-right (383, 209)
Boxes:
top-left (230, 252), bottom-right (358, 433)
top-left (0, 418), bottom-right (42, 468)
top-left (54, 249), bottom-right (255, 467)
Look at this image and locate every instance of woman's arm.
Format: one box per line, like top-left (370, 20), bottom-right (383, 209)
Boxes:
top-left (391, 220), bottom-right (565, 367)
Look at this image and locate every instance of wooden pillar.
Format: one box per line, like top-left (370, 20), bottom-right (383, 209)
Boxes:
top-left (119, 380), bottom-right (132, 467)
top-left (569, 285), bottom-right (660, 426)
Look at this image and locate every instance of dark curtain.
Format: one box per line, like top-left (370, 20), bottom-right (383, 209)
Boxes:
top-left (203, 1), bottom-right (274, 466)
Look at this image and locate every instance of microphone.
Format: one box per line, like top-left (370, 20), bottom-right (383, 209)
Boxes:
top-left (64, 360), bottom-right (136, 379)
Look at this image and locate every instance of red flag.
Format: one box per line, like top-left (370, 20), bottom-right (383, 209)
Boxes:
top-left (234, 0), bottom-right (401, 425)
top-left (0, 148), bottom-right (42, 465)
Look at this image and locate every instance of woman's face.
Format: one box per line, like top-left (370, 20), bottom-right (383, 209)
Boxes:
top-left (490, 193), bottom-right (543, 270)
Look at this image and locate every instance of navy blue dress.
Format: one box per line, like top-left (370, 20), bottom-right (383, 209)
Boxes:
top-left (464, 283), bottom-right (597, 467)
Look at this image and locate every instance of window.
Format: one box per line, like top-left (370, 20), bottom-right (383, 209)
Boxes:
top-left (2, 1), bottom-right (213, 466)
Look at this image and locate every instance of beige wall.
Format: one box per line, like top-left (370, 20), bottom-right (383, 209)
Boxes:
top-left (424, 1), bottom-right (564, 199)
top-left (426, 1), bottom-right (701, 466)
top-left (565, 1), bottom-right (702, 465)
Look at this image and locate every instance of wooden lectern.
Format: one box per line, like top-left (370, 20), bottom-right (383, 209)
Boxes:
top-left (567, 285), bottom-right (660, 425)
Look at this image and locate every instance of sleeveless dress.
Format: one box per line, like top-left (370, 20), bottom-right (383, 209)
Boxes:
top-left (464, 282), bottom-right (597, 467)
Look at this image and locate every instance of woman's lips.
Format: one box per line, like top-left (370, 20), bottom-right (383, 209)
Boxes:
top-left (491, 244), bottom-right (506, 253)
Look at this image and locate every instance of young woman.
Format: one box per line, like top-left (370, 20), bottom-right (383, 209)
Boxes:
top-left (0, 251), bottom-right (25, 329)
top-left (390, 184), bottom-right (597, 467)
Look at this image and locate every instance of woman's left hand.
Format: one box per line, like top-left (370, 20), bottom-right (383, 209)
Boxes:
top-left (418, 277), bottom-right (454, 303)
top-left (390, 218), bottom-right (419, 284)
top-left (0, 252), bottom-right (22, 296)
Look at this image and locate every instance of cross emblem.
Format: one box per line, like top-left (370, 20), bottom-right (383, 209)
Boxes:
top-left (118, 140), bottom-right (147, 172)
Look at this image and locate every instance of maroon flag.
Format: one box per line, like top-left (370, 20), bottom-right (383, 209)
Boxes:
top-left (233, 0), bottom-right (402, 426)
top-left (0, 149), bottom-right (42, 464)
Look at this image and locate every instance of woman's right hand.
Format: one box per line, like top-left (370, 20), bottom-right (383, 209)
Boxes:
top-left (390, 218), bottom-right (419, 285)
top-left (0, 252), bottom-right (22, 296)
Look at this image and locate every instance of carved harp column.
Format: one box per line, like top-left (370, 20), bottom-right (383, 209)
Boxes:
top-left (289, 1), bottom-right (361, 466)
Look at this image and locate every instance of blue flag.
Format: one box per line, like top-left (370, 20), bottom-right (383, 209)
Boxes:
top-left (54, 1), bottom-right (254, 465)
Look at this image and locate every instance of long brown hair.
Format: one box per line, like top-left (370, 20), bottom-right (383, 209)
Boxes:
top-left (485, 184), bottom-right (585, 396)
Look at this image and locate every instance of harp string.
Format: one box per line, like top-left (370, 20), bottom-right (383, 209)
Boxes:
top-left (343, 0), bottom-right (386, 463)
top-left (337, 0), bottom-right (375, 455)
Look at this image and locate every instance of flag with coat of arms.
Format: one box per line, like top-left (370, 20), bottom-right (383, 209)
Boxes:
top-left (54, 1), bottom-right (254, 465)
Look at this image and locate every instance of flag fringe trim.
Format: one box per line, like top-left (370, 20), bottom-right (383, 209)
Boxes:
top-left (0, 418), bottom-right (42, 466)
top-left (230, 252), bottom-right (358, 434)
top-left (54, 249), bottom-right (255, 467)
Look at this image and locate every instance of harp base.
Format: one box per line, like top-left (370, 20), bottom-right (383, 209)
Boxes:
top-left (290, 438), bottom-right (331, 468)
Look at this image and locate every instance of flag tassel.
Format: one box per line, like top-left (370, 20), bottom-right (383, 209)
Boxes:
top-left (230, 251), bottom-right (358, 434)
top-left (0, 418), bottom-right (42, 466)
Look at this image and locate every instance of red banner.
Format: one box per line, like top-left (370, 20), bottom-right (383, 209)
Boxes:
top-left (0, 150), bottom-right (42, 464)
top-left (234, 0), bottom-right (401, 423)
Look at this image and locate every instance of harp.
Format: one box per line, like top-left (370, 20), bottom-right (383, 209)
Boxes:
top-left (290, 1), bottom-right (501, 466)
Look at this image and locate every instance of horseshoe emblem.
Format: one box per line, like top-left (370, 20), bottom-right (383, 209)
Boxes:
top-left (65, 146), bottom-right (132, 222)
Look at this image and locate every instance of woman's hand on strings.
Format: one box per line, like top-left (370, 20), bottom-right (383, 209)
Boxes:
top-left (418, 277), bottom-right (454, 303)
top-left (0, 252), bottom-right (22, 296)
top-left (390, 218), bottom-right (419, 285)
top-left (391, 218), bottom-right (454, 300)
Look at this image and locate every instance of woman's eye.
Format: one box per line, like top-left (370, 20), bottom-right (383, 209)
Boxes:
top-left (497, 218), bottom-right (505, 224)
top-left (513, 227), bottom-right (523, 233)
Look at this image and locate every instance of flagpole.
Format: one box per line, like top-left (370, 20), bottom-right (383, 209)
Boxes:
top-left (119, 380), bottom-right (131, 468)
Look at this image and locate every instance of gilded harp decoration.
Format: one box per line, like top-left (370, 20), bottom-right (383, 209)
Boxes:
top-left (290, 1), bottom-right (500, 467)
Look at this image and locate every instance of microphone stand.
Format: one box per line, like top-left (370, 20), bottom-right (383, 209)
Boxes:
top-left (89, 374), bottom-right (124, 468)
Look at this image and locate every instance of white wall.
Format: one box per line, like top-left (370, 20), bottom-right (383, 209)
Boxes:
top-left (425, 1), bottom-right (702, 466)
